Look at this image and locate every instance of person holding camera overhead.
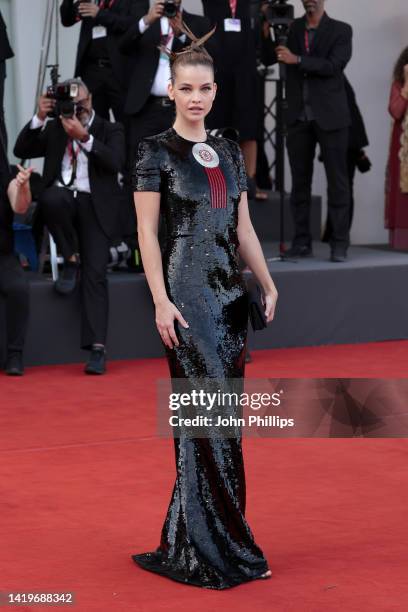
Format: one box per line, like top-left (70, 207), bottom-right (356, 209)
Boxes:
top-left (60, 0), bottom-right (149, 124)
top-left (14, 79), bottom-right (125, 375)
top-left (119, 0), bottom-right (211, 164)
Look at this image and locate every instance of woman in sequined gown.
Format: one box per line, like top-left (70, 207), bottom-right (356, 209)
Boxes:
top-left (131, 25), bottom-right (278, 589)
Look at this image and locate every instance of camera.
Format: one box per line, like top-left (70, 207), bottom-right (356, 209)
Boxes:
top-left (46, 82), bottom-right (79, 119)
top-left (74, 0), bottom-right (91, 20)
top-left (265, 0), bottom-right (294, 46)
top-left (163, 1), bottom-right (178, 18)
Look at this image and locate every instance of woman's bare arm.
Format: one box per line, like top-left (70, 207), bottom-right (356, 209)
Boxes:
top-left (237, 191), bottom-right (278, 322)
top-left (135, 192), bottom-right (189, 348)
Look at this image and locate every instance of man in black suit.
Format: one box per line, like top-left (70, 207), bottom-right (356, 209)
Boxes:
top-left (0, 10), bottom-right (14, 150)
top-left (265, 0), bottom-right (353, 261)
top-left (119, 0), bottom-right (211, 162)
top-left (14, 79), bottom-right (125, 374)
top-left (60, 0), bottom-right (148, 123)
top-left (118, 0), bottom-right (211, 247)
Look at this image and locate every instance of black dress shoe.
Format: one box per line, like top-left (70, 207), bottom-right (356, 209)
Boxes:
top-left (5, 351), bottom-right (24, 376)
top-left (54, 261), bottom-right (80, 295)
top-left (285, 244), bottom-right (313, 258)
top-left (330, 248), bottom-right (348, 263)
top-left (84, 347), bottom-right (106, 375)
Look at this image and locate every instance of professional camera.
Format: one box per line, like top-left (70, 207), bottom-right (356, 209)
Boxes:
top-left (265, 0), bottom-right (294, 46)
top-left (46, 81), bottom-right (79, 119)
top-left (163, 1), bottom-right (178, 18)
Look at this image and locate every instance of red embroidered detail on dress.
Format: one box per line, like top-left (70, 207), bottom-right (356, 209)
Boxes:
top-left (204, 166), bottom-right (227, 209)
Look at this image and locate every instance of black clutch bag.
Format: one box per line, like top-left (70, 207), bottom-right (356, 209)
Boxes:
top-left (246, 279), bottom-right (267, 332)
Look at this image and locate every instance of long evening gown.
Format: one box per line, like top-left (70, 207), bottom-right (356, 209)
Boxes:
top-left (131, 127), bottom-right (269, 589)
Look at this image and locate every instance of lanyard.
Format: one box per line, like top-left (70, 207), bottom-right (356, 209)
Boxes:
top-left (304, 29), bottom-right (315, 54)
top-left (229, 0), bottom-right (237, 19)
top-left (98, 0), bottom-right (115, 9)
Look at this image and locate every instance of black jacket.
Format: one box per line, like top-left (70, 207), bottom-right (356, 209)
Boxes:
top-left (262, 13), bottom-right (352, 131)
top-left (60, 0), bottom-right (148, 88)
top-left (119, 10), bottom-right (212, 115)
top-left (13, 115), bottom-right (125, 238)
top-left (0, 11), bottom-right (14, 62)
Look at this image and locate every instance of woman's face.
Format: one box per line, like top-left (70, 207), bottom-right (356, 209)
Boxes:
top-left (168, 64), bottom-right (217, 124)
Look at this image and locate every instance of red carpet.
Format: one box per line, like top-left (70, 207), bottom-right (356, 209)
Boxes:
top-left (1, 341), bottom-right (407, 611)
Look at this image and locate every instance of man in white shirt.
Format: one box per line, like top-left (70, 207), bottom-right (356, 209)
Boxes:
top-left (119, 0), bottom-right (212, 162)
top-left (14, 79), bottom-right (125, 374)
top-left (118, 1), bottom-right (211, 245)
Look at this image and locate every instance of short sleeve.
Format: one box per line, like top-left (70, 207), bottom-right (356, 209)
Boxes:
top-left (132, 138), bottom-right (162, 193)
top-left (228, 140), bottom-right (248, 193)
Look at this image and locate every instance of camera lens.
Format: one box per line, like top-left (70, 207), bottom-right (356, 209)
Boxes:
top-left (163, 1), bottom-right (177, 18)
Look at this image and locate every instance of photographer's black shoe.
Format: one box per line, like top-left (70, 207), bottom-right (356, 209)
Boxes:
top-left (330, 247), bottom-right (348, 263)
top-left (54, 261), bottom-right (80, 295)
top-left (285, 244), bottom-right (313, 258)
top-left (84, 347), bottom-right (106, 375)
top-left (5, 351), bottom-right (24, 376)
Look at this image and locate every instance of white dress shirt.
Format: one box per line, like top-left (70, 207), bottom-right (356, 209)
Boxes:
top-left (30, 111), bottom-right (96, 193)
top-left (138, 15), bottom-right (186, 97)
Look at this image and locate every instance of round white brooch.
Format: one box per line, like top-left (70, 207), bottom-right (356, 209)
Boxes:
top-left (192, 142), bottom-right (219, 169)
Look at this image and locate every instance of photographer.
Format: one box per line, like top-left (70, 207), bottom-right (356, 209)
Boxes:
top-left (60, 0), bottom-right (149, 123)
top-left (118, 1), bottom-right (211, 246)
top-left (119, 0), bottom-right (211, 162)
top-left (0, 162), bottom-right (33, 376)
top-left (14, 78), bottom-right (125, 375)
top-left (263, 0), bottom-right (352, 262)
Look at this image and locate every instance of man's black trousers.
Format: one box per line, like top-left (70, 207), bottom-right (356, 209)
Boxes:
top-left (39, 187), bottom-right (110, 350)
top-left (0, 254), bottom-right (29, 354)
top-left (286, 120), bottom-right (350, 249)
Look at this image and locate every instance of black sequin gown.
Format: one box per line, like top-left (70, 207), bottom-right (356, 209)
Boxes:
top-left (132, 127), bottom-right (269, 589)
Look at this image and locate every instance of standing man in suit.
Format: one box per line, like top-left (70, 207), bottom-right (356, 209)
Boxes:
top-left (60, 0), bottom-right (148, 123)
top-left (119, 0), bottom-right (211, 163)
top-left (14, 79), bottom-right (125, 374)
top-left (265, 0), bottom-right (352, 262)
top-left (0, 10), bottom-right (14, 150)
top-left (118, 0), bottom-right (211, 246)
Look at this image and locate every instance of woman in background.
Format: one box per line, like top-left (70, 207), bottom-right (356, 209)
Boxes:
top-left (385, 47), bottom-right (408, 250)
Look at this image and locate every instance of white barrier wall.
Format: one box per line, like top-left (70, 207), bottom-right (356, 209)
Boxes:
top-left (3, 0), bottom-right (408, 244)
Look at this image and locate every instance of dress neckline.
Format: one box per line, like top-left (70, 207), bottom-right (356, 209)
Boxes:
top-left (170, 127), bottom-right (208, 144)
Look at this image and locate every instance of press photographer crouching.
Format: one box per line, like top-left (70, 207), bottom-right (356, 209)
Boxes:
top-left (14, 78), bottom-right (125, 375)
top-left (0, 163), bottom-right (33, 375)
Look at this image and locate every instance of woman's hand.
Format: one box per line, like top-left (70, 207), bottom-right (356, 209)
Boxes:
top-left (155, 298), bottom-right (189, 349)
top-left (15, 164), bottom-right (34, 189)
top-left (263, 288), bottom-right (278, 323)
